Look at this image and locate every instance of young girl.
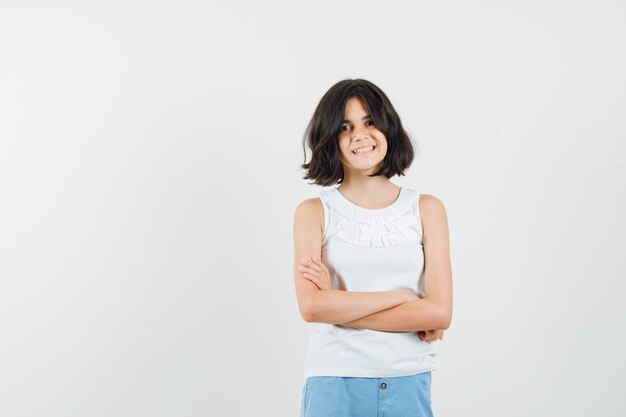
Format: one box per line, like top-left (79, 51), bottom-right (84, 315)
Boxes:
top-left (293, 79), bottom-right (453, 417)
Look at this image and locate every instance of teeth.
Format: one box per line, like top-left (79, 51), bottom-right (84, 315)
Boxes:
top-left (353, 146), bottom-right (374, 154)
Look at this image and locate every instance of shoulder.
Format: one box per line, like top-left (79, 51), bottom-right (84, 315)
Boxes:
top-left (294, 197), bottom-right (324, 216)
top-left (293, 197), bottom-right (324, 239)
top-left (293, 197), bottom-right (324, 226)
top-left (418, 193), bottom-right (447, 214)
top-left (418, 194), bottom-right (449, 233)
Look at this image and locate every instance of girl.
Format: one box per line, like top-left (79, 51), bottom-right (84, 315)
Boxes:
top-left (293, 78), bottom-right (453, 417)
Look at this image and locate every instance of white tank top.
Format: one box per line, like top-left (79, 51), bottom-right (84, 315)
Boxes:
top-left (303, 185), bottom-right (438, 378)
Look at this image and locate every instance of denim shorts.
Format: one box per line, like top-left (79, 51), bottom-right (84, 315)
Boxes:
top-left (299, 371), bottom-right (433, 417)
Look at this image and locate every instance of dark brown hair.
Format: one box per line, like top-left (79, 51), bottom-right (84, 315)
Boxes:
top-left (301, 78), bottom-right (415, 186)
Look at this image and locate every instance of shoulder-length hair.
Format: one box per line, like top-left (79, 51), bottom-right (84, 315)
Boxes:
top-left (301, 78), bottom-right (415, 186)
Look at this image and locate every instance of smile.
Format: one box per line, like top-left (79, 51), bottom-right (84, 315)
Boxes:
top-left (352, 145), bottom-right (376, 155)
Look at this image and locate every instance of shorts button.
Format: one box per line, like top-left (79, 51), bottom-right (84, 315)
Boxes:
top-left (380, 382), bottom-right (387, 389)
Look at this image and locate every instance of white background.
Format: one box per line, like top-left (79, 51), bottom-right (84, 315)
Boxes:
top-left (1, 1), bottom-right (625, 416)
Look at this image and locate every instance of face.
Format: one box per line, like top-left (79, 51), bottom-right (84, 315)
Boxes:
top-left (337, 97), bottom-right (388, 173)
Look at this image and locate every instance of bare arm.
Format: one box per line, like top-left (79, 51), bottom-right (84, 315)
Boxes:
top-left (293, 199), bottom-right (416, 324)
top-left (339, 298), bottom-right (445, 331)
top-left (341, 194), bottom-right (454, 331)
top-left (302, 288), bottom-right (417, 324)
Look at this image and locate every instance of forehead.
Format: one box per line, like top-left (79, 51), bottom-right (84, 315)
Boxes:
top-left (343, 97), bottom-right (369, 118)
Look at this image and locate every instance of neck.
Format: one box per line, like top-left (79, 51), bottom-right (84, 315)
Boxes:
top-left (337, 174), bottom-right (399, 208)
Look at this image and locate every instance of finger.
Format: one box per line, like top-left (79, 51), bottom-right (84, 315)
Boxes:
top-left (303, 273), bottom-right (321, 286)
top-left (299, 265), bottom-right (318, 274)
top-left (304, 262), bottom-right (331, 286)
top-left (303, 271), bottom-right (320, 281)
top-left (302, 260), bottom-right (322, 273)
top-left (301, 269), bottom-right (321, 282)
top-left (299, 262), bottom-right (319, 275)
top-left (302, 259), bottom-right (316, 268)
top-left (312, 257), bottom-right (328, 270)
top-left (301, 258), bottom-right (318, 268)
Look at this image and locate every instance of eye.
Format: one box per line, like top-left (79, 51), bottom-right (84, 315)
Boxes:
top-left (365, 119), bottom-right (375, 126)
top-left (340, 125), bottom-right (352, 132)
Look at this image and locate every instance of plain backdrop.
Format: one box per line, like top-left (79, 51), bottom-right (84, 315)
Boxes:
top-left (1, 1), bottom-right (625, 416)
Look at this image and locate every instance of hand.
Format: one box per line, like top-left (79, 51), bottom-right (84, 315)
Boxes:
top-left (300, 256), bottom-right (332, 290)
top-left (417, 329), bottom-right (444, 342)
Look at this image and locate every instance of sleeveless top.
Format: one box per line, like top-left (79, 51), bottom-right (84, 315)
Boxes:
top-left (303, 185), bottom-right (438, 378)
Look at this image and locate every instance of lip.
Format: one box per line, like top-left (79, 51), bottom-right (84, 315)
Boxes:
top-left (351, 145), bottom-right (376, 156)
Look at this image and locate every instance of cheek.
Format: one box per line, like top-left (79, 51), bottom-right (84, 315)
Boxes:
top-left (339, 140), bottom-right (351, 154)
top-left (374, 131), bottom-right (387, 144)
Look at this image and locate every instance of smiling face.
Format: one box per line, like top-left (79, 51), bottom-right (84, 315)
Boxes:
top-left (337, 97), bottom-right (388, 174)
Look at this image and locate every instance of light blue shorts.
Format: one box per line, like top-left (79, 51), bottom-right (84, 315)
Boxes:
top-left (299, 371), bottom-right (434, 417)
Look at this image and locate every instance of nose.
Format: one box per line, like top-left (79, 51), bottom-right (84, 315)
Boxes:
top-left (351, 124), bottom-right (369, 140)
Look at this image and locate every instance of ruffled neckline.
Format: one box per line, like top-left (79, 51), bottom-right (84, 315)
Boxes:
top-left (322, 186), bottom-right (421, 247)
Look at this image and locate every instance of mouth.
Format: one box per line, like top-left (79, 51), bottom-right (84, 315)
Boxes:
top-left (352, 145), bottom-right (376, 155)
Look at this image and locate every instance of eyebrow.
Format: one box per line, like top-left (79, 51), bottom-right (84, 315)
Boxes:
top-left (341, 114), bottom-right (372, 124)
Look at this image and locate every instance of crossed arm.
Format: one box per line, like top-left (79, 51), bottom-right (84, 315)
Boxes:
top-left (340, 296), bottom-right (448, 332)
top-left (299, 263), bottom-right (450, 332)
top-left (295, 194), bottom-right (453, 333)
